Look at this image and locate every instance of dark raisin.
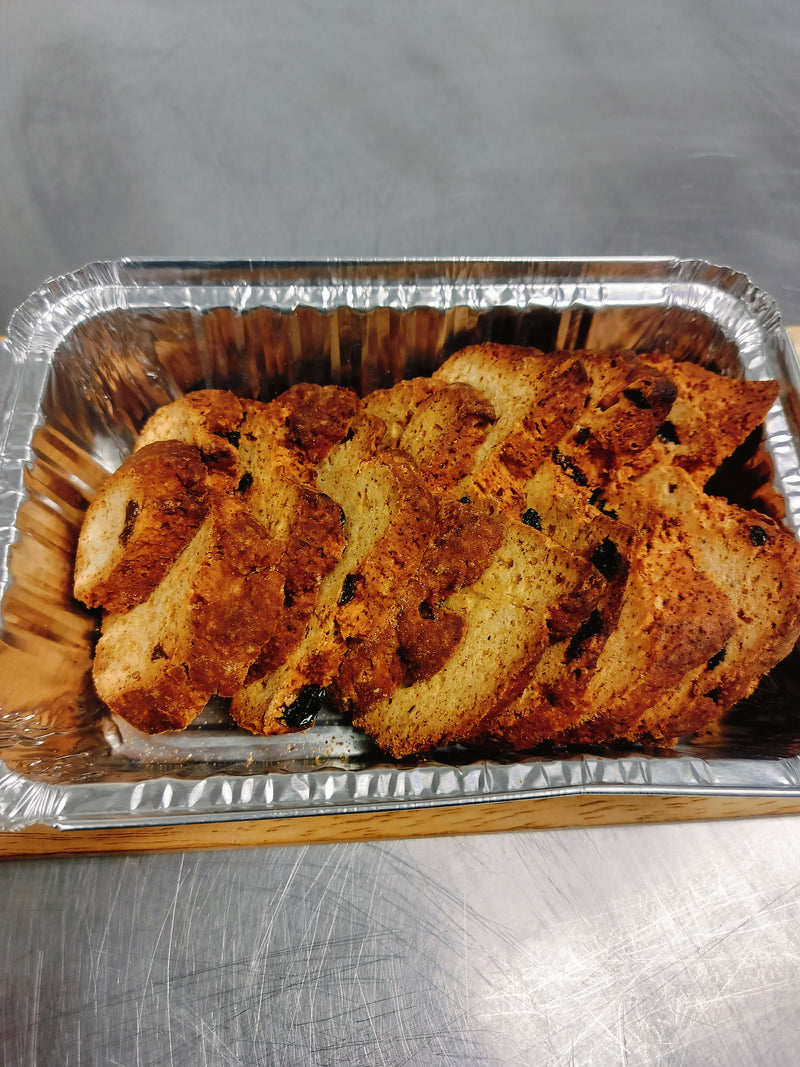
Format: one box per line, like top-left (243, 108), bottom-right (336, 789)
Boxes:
top-left (459, 496), bottom-right (471, 505)
top-left (622, 387), bottom-right (651, 410)
top-left (418, 600), bottom-right (435, 620)
top-left (521, 508), bottom-right (542, 531)
top-left (151, 643), bottom-right (167, 661)
top-left (657, 420), bottom-right (680, 445)
top-left (280, 685), bottom-right (326, 729)
top-left (566, 609), bottom-right (603, 663)
top-left (220, 430), bottom-right (241, 447)
top-left (337, 573), bottom-right (361, 605)
top-left (588, 489), bottom-right (617, 520)
top-left (235, 471), bottom-right (253, 495)
top-left (552, 447), bottom-right (588, 487)
top-left (574, 426), bottom-right (591, 445)
top-left (591, 538), bottom-right (623, 580)
top-left (283, 589), bottom-right (295, 608)
top-left (705, 687), bottom-right (723, 703)
top-left (750, 525), bottom-right (769, 546)
top-left (344, 427), bottom-right (355, 442)
top-left (120, 500), bottom-right (140, 545)
top-left (707, 648), bottom-right (726, 671)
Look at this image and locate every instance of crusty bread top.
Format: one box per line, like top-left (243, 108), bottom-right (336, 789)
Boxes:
top-left (76, 346), bottom-right (799, 752)
top-left (434, 344), bottom-right (679, 489)
top-left (74, 440), bottom-right (208, 613)
top-left (92, 495), bottom-right (284, 733)
top-left (352, 515), bottom-right (605, 758)
top-left (616, 358), bottom-right (779, 485)
top-left (365, 379), bottom-right (496, 491)
top-left (137, 390), bottom-right (247, 489)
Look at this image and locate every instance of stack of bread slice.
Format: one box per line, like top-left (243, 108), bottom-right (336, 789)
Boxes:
top-left (74, 344), bottom-right (800, 756)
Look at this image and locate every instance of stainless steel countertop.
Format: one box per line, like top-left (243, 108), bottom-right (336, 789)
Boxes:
top-left (2, 2), bottom-right (800, 1064)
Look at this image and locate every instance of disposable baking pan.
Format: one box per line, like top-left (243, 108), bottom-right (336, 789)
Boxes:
top-left (2, 257), bottom-right (800, 836)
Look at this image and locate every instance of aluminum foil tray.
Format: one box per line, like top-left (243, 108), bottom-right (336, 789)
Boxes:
top-left (2, 257), bottom-right (800, 833)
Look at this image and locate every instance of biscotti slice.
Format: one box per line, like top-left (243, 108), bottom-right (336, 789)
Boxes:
top-left (478, 469), bottom-right (733, 748)
top-left (334, 493), bottom-right (506, 712)
top-left (352, 516), bottom-right (605, 758)
top-left (229, 444), bottom-right (440, 736)
top-left (614, 358), bottom-right (779, 485)
top-left (135, 384), bottom-right (362, 679)
top-left (74, 441), bottom-right (209, 613)
top-left (609, 466), bottom-right (800, 742)
top-left (434, 345), bottom-right (592, 481)
top-left (136, 389), bottom-right (248, 489)
top-left (473, 463), bottom-right (642, 748)
top-left (557, 535), bottom-right (736, 746)
top-left (92, 496), bottom-right (284, 733)
top-left (434, 344), bottom-right (678, 490)
top-left (234, 387), bottom-right (370, 674)
top-left (564, 348), bottom-right (677, 462)
top-left (363, 379), bottom-right (496, 492)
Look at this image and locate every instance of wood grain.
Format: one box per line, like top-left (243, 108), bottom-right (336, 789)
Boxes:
top-left (3, 793), bottom-right (800, 858)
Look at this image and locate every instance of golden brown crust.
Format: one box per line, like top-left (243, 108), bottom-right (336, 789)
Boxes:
top-left (78, 349), bottom-right (800, 753)
top-left (245, 484), bottom-right (346, 679)
top-left (352, 517), bottom-right (605, 758)
top-left (334, 495), bottom-right (504, 712)
top-left (92, 496), bottom-right (284, 732)
top-left (229, 441), bottom-right (442, 737)
top-left (606, 467), bottom-right (800, 741)
top-left (74, 441), bottom-right (208, 613)
top-left (365, 379), bottom-right (496, 491)
top-left (137, 390), bottom-right (247, 488)
top-left (616, 358), bottom-right (779, 485)
top-left (183, 498), bottom-right (284, 697)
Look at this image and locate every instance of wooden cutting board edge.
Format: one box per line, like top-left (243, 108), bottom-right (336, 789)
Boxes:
top-left (4, 794), bottom-right (800, 859)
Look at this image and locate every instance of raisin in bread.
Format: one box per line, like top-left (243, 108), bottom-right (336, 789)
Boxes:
top-left (600, 465), bottom-right (800, 742)
top-left (91, 495), bottom-right (283, 732)
top-left (613, 357), bottom-right (779, 486)
top-left (229, 435), bottom-right (442, 735)
top-left (352, 510), bottom-right (605, 758)
top-left (74, 441), bottom-right (208, 613)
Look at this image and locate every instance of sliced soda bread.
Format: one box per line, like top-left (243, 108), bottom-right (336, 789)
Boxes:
top-left (352, 515), bottom-right (605, 758)
top-left (364, 378), bottom-right (496, 491)
top-left (92, 496), bottom-right (284, 732)
top-left (136, 389), bottom-right (247, 489)
top-left (605, 465), bottom-right (800, 742)
top-left (614, 357), bottom-right (779, 486)
top-left (74, 441), bottom-right (208, 613)
top-left (229, 437), bottom-right (442, 736)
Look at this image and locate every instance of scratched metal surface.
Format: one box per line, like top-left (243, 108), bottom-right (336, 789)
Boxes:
top-left (3, 1), bottom-right (800, 1065)
top-left (3, 823), bottom-right (800, 1066)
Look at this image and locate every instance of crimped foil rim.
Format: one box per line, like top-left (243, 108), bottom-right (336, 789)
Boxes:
top-left (4, 753), bottom-right (800, 831)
